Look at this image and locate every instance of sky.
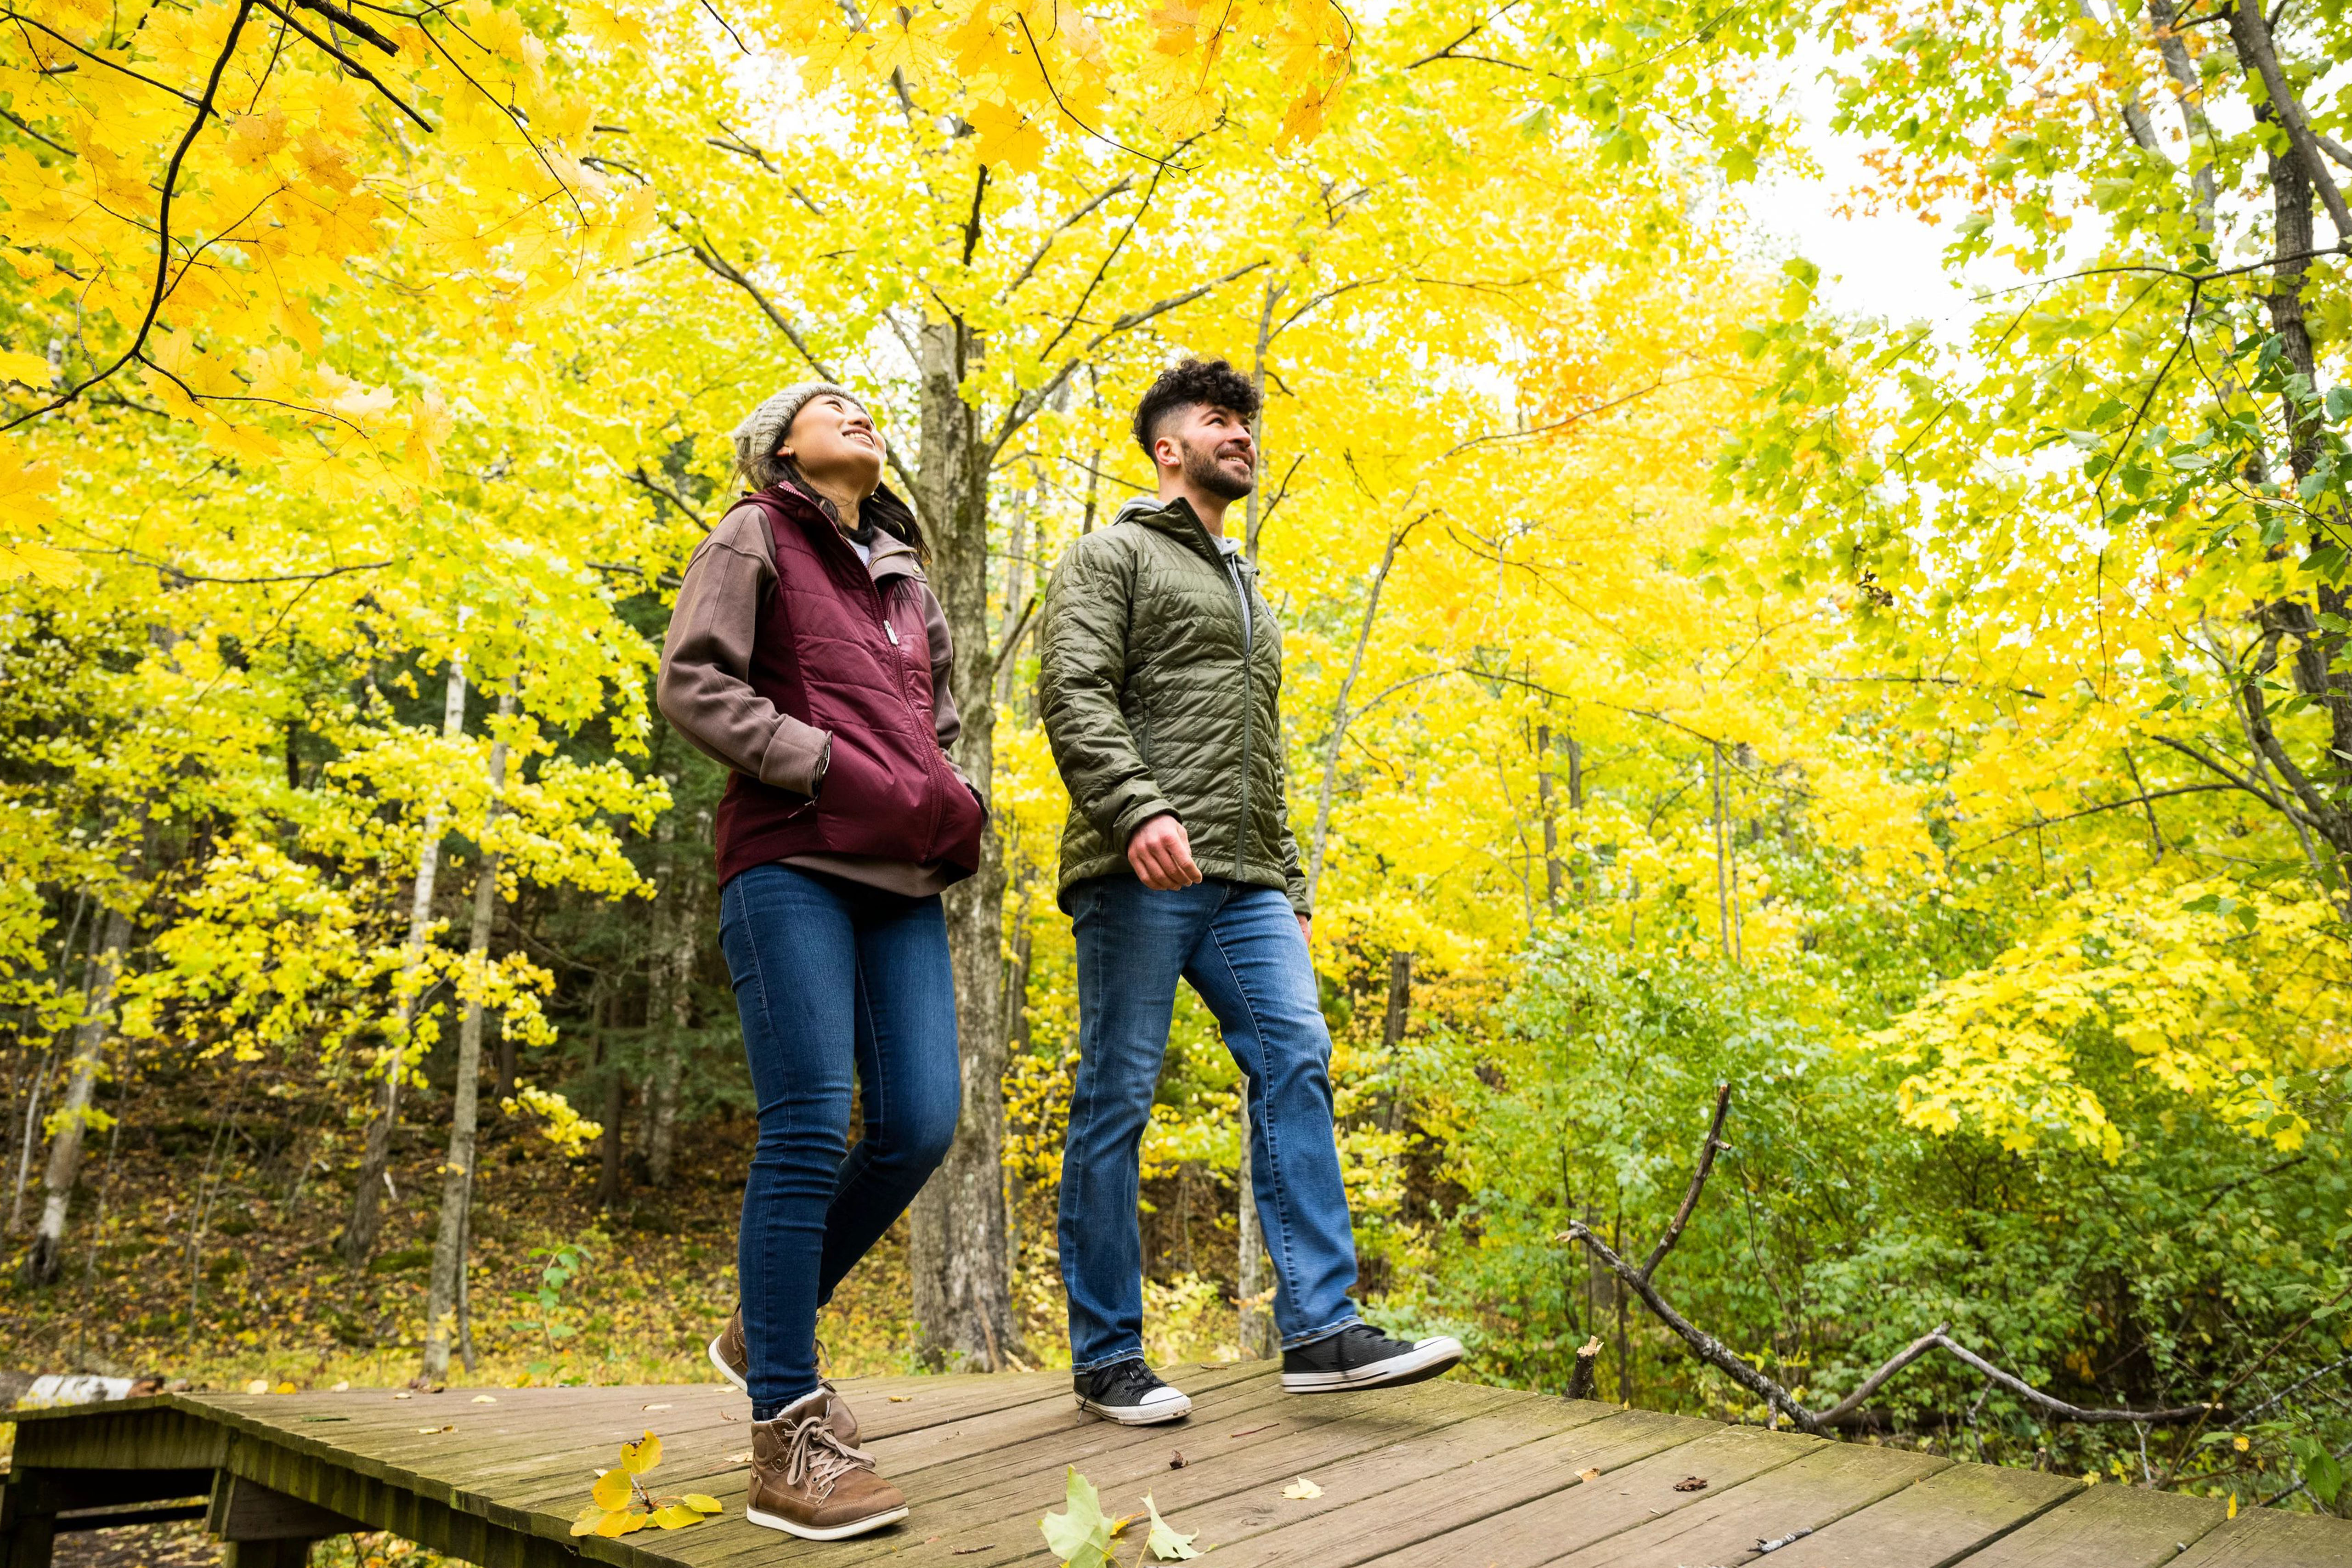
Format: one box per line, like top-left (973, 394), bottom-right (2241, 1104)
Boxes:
top-left (1751, 133), bottom-right (1965, 324)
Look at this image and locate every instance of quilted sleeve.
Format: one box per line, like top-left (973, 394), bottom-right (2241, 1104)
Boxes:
top-left (1039, 533), bottom-right (1175, 848)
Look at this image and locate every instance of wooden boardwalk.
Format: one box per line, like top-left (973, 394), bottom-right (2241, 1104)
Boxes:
top-left (7, 1364), bottom-right (2348, 1567)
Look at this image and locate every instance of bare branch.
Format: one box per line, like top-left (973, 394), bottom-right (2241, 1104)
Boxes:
top-left (992, 595), bottom-right (1037, 679)
top-left (623, 466), bottom-right (706, 527)
top-left (2148, 732), bottom-right (2292, 815)
top-left (1, 0), bottom-right (256, 431)
top-left (1558, 1092), bottom-right (2235, 1433)
top-left (1639, 1081), bottom-right (1730, 1281)
top-left (256, 0), bottom-right (432, 129)
top-left (678, 230), bottom-right (923, 501)
top-left (1954, 783), bottom-right (2241, 853)
top-left (291, 0), bottom-right (397, 52)
top-left (1000, 175), bottom-right (1136, 300)
top-left (1442, 378), bottom-right (1671, 457)
top-left (1560, 1219), bottom-right (1821, 1431)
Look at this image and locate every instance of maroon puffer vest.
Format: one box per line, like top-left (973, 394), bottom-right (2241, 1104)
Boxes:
top-left (712, 486), bottom-right (985, 889)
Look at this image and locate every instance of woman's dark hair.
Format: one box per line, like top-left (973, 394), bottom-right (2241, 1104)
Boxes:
top-left (1131, 358), bottom-right (1260, 455)
top-left (865, 484), bottom-right (929, 565)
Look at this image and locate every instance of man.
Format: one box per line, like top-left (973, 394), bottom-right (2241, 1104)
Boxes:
top-left (1039, 358), bottom-right (1465, 1425)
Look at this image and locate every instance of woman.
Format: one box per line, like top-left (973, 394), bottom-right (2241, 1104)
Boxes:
top-left (656, 383), bottom-right (985, 1540)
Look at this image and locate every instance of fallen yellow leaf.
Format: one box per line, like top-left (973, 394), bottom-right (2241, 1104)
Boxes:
top-left (1281, 1477), bottom-right (1322, 1500)
top-left (1575, 1466), bottom-right (1601, 1483)
top-left (622, 1430), bottom-right (663, 1474)
top-left (472, 1395), bottom-right (498, 1404)
top-left (592, 1469), bottom-right (635, 1511)
top-left (682, 1494), bottom-right (724, 1513)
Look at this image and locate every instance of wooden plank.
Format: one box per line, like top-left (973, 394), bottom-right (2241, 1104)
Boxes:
top-left (207, 1475), bottom-right (365, 1540)
top-left (1540, 1438), bottom-right (1952, 1568)
top-left (1194, 1405), bottom-right (1721, 1568)
top-left (1761, 1460), bottom-right (2083, 1568)
top-left (1394, 1420), bottom-right (1826, 1567)
top-left (496, 1362), bottom-right (1281, 1523)
top-left (1946, 1483), bottom-right (2229, 1567)
top-left (711, 1381), bottom-right (1558, 1568)
top-left (662, 1365), bottom-right (1389, 1567)
top-left (10, 1404), bottom-right (228, 1472)
top-left (2167, 1508), bottom-right (2352, 1568)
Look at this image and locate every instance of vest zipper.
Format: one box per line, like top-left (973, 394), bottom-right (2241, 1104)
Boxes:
top-left (853, 557), bottom-right (948, 858)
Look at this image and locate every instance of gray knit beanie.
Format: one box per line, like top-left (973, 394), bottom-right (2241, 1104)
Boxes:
top-left (729, 382), bottom-right (870, 491)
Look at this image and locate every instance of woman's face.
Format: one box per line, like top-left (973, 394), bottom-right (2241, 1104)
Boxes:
top-left (782, 394), bottom-right (885, 496)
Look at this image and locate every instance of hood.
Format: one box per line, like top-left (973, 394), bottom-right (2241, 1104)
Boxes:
top-left (1110, 493), bottom-right (1236, 569)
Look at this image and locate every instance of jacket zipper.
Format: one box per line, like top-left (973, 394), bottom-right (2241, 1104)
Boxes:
top-left (1227, 550), bottom-right (1253, 883)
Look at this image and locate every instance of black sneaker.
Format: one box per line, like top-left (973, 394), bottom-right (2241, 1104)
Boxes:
top-left (1281, 1323), bottom-right (1464, 1393)
top-left (1073, 1358), bottom-right (1193, 1424)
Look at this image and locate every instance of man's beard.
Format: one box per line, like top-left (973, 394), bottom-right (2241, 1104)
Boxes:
top-left (1180, 436), bottom-right (1255, 501)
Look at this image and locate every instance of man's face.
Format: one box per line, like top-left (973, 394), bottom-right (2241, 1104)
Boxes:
top-left (1155, 402), bottom-right (1255, 501)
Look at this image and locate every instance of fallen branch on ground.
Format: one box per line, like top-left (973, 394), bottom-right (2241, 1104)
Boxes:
top-left (1554, 1084), bottom-right (2226, 1436)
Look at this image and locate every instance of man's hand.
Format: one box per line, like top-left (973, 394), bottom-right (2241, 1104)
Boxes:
top-left (1297, 913), bottom-right (1312, 945)
top-left (1126, 813), bottom-right (1202, 890)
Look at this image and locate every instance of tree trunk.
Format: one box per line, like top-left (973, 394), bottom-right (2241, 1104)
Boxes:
top-left (347, 654), bottom-right (469, 1265)
top-left (421, 688), bottom-right (512, 1381)
top-left (1381, 950), bottom-right (1411, 1050)
top-left (906, 314), bottom-right (1022, 1369)
top-left (23, 905), bottom-right (130, 1285)
top-left (596, 1068), bottom-right (627, 1211)
top-left (1537, 723), bottom-right (1561, 911)
top-left (9, 1042), bottom-right (53, 1234)
top-left (1235, 1096), bottom-right (1276, 1357)
top-left (644, 803), bottom-right (696, 1189)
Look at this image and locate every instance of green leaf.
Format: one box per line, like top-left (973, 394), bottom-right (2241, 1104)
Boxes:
top-left (1040, 1467), bottom-right (1114, 1567)
top-left (1143, 1494), bottom-right (1202, 1560)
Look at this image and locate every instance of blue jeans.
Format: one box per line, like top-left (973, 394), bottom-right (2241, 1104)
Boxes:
top-left (719, 863), bottom-right (961, 1417)
top-left (1058, 875), bottom-right (1362, 1371)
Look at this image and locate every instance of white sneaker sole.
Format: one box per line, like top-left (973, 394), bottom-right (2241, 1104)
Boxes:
top-left (709, 1335), bottom-right (748, 1395)
top-left (747, 1503), bottom-right (908, 1540)
top-left (1074, 1391), bottom-right (1193, 1425)
top-left (1282, 1336), bottom-right (1464, 1393)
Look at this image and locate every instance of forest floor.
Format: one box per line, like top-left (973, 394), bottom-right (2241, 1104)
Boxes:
top-left (3, 1101), bottom-right (1261, 1568)
top-left (1, 1101), bottom-right (1246, 1395)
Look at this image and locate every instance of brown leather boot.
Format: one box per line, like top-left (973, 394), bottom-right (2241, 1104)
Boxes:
top-left (708, 1310), bottom-right (859, 1443)
top-left (708, 1306), bottom-right (749, 1393)
top-left (745, 1389), bottom-right (905, 1540)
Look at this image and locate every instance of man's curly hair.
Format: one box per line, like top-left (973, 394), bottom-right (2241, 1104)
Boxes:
top-left (1131, 358), bottom-right (1260, 456)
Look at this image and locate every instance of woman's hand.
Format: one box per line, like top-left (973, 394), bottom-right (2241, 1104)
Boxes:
top-left (1126, 813), bottom-right (1202, 889)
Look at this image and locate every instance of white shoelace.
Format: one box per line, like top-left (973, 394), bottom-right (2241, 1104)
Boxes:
top-left (779, 1412), bottom-right (875, 1499)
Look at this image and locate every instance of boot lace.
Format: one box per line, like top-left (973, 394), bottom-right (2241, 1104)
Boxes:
top-left (780, 1411), bottom-right (875, 1500)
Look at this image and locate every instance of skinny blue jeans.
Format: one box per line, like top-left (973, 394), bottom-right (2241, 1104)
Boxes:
top-left (1058, 875), bottom-right (1362, 1371)
top-left (719, 863), bottom-right (961, 1417)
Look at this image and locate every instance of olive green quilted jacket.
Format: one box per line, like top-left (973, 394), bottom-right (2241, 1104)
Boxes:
top-left (1039, 496), bottom-right (1310, 915)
